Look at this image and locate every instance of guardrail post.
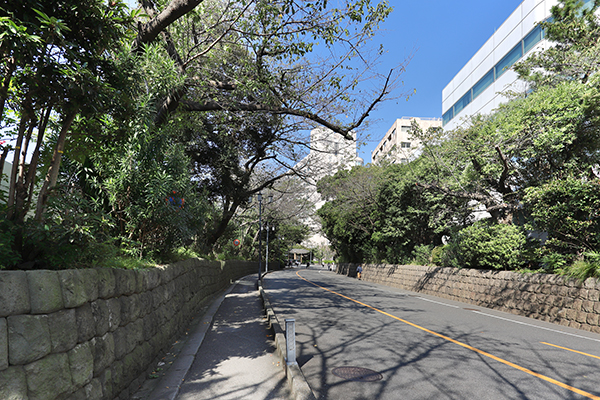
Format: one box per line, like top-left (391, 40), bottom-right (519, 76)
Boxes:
top-left (285, 318), bottom-right (297, 365)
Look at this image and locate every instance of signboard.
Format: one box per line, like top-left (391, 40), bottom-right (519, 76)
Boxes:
top-left (233, 239), bottom-right (241, 247)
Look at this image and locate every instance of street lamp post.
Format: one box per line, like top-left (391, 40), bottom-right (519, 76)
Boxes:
top-left (266, 222), bottom-right (275, 273)
top-left (257, 192), bottom-right (273, 282)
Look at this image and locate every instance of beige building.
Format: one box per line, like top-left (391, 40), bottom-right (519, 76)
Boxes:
top-left (371, 117), bottom-right (442, 164)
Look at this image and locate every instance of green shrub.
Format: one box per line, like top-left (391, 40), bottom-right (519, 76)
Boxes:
top-left (431, 245), bottom-right (445, 266)
top-left (412, 244), bottom-right (433, 265)
top-left (523, 178), bottom-right (600, 256)
top-left (447, 221), bottom-right (527, 270)
top-left (559, 252), bottom-right (600, 281)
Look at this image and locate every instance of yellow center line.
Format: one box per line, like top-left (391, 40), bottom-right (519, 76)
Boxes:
top-left (542, 342), bottom-right (600, 361)
top-left (296, 271), bottom-right (600, 400)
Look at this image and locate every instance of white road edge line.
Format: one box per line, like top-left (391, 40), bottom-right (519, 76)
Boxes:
top-left (416, 297), bottom-right (460, 308)
top-left (471, 310), bottom-right (600, 343)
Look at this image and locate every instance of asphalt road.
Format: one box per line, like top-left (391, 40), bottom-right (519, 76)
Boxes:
top-left (263, 267), bottom-right (600, 400)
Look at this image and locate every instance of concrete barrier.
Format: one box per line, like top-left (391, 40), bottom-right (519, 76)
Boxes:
top-left (0, 259), bottom-right (257, 400)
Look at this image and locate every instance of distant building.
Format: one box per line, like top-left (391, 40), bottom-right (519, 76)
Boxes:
top-left (442, 0), bottom-right (594, 131)
top-left (295, 127), bottom-right (363, 248)
top-left (371, 117), bottom-right (441, 164)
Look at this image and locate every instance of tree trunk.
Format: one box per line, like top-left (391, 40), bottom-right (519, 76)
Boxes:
top-left (34, 109), bottom-right (78, 221)
top-left (7, 114), bottom-right (30, 220)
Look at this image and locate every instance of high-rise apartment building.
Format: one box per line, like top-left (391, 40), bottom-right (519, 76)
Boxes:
top-left (442, 0), bottom-right (594, 131)
top-left (371, 117), bottom-right (441, 164)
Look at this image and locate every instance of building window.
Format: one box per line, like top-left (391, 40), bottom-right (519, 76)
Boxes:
top-left (401, 142), bottom-right (411, 148)
top-left (443, 108), bottom-right (454, 126)
top-left (401, 125), bottom-right (411, 132)
top-left (453, 90), bottom-right (472, 115)
top-left (523, 25), bottom-right (542, 54)
top-left (472, 69), bottom-right (494, 100)
top-left (495, 42), bottom-right (523, 79)
top-left (443, 22), bottom-right (549, 127)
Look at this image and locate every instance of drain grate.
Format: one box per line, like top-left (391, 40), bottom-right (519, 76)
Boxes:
top-left (332, 367), bottom-right (383, 382)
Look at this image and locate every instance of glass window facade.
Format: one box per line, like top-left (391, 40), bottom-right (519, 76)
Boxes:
top-left (495, 43), bottom-right (523, 79)
top-left (523, 25), bottom-right (542, 54)
top-left (454, 90), bottom-right (472, 115)
top-left (472, 69), bottom-right (494, 100)
top-left (443, 22), bottom-right (550, 127)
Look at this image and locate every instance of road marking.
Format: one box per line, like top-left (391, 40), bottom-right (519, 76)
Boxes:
top-left (296, 271), bottom-right (600, 400)
top-left (416, 296), bottom-right (460, 308)
top-left (541, 342), bottom-right (600, 361)
top-left (472, 311), bottom-right (600, 344)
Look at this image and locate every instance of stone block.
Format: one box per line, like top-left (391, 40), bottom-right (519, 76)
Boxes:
top-left (589, 290), bottom-right (600, 302)
top-left (81, 269), bottom-right (99, 303)
top-left (0, 318), bottom-right (6, 371)
top-left (595, 301), bottom-right (600, 314)
top-left (119, 295), bottom-right (140, 326)
top-left (59, 270), bottom-right (90, 308)
top-left (142, 313), bottom-right (158, 342)
top-left (8, 314), bottom-right (51, 365)
top-left (128, 319), bottom-right (144, 351)
top-left (112, 327), bottom-right (128, 361)
top-left (91, 332), bottom-right (114, 377)
top-left (110, 360), bottom-right (125, 395)
top-left (84, 378), bottom-right (103, 400)
top-left (0, 271), bottom-right (30, 317)
top-left (68, 341), bottom-right (94, 388)
top-left (27, 270), bottom-right (64, 314)
top-left (98, 367), bottom-right (113, 400)
top-left (582, 300), bottom-right (595, 313)
top-left (91, 299), bottom-right (110, 337)
top-left (587, 313), bottom-right (599, 327)
top-left (0, 366), bottom-right (27, 400)
top-left (96, 268), bottom-right (116, 299)
top-left (113, 269), bottom-right (135, 296)
top-left (576, 311), bottom-right (588, 324)
top-left (107, 297), bottom-right (121, 332)
top-left (47, 309), bottom-right (78, 353)
top-left (137, 291), bottom-right (153, 317)
top-left (24, 353), bottom-right (73, 400)
top-left (75, 303), bottom-right (95, 343)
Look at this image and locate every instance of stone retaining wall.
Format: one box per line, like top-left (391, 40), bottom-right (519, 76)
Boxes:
top-left (339, 263), bottom-right (600, 333)
top-left (0, 259), bottom-right (257, 400)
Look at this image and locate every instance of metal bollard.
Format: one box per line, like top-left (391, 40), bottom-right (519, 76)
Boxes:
top-left (285, 318), bottom-right (297, 365)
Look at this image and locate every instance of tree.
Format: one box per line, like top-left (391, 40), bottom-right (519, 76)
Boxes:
top-left (127, 0), bottom-right (410, 248)
top-left (523, 177), bottom-right (600, 258)
top-left (514, 0), bottom-right (600, 88)
top-left (131, 0), bottom-right (406, 137)
top-left (317, 164), bottom-right (384, 262)
top-left (0, 0), bottom-right (137, 264)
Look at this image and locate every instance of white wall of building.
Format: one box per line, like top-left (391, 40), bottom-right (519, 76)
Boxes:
top-left (442, 0), bottom-right (560, 131)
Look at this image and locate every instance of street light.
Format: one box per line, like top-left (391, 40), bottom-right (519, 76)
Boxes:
top-left (257, 192), bottom-right (273, 282)
top-left (266, 221), bottom-right (275, 273)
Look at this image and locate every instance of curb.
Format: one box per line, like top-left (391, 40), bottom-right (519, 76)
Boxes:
top-left (259, 280), bottom-right (317, 400)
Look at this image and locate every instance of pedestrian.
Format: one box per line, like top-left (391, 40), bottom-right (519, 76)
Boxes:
top-left (356, 265), bottom-right (363, 280)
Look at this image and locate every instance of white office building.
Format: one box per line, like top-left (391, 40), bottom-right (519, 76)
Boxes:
top-left (442, 0), bottom-right (594, 131)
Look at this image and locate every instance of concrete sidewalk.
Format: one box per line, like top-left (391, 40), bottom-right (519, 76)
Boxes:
top-left (132, 275), bottom-right (290, 400)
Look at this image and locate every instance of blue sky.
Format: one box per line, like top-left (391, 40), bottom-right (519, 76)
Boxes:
top-left (358, 0), bottom-right (524, 162)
